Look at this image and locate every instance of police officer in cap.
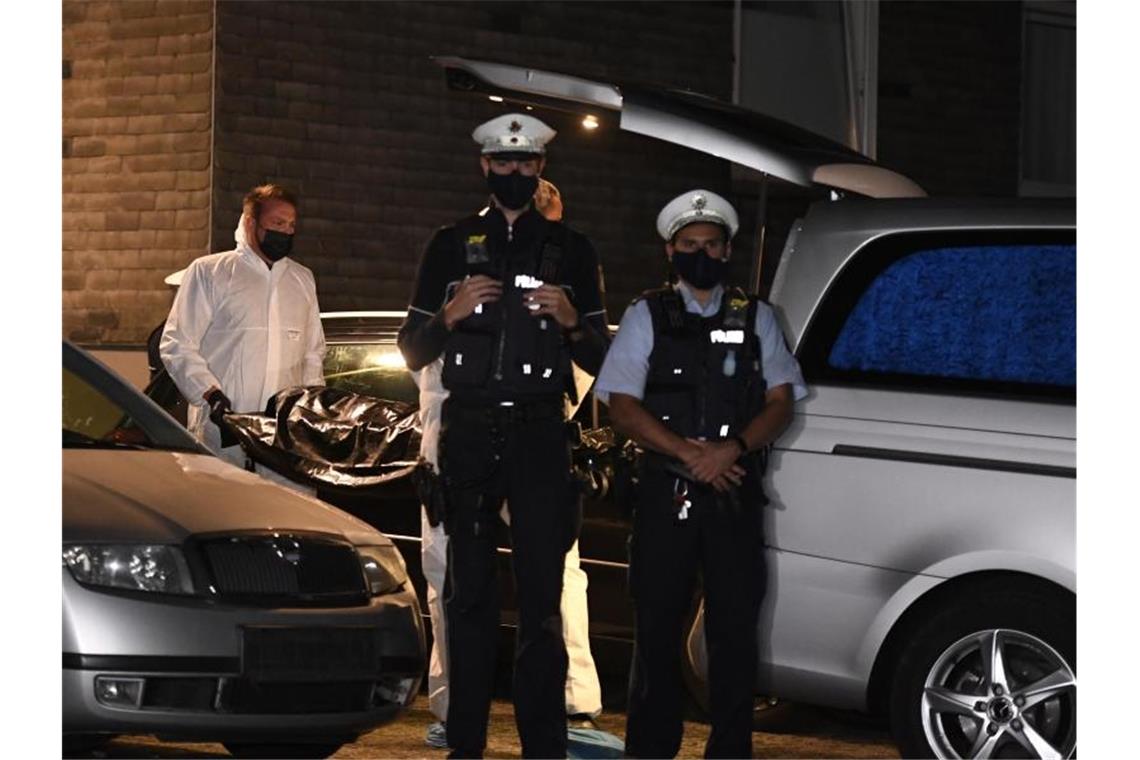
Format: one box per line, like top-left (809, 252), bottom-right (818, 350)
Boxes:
top-left (397, 113), bottom-right (610, 759)
top-left (594, 190), bottom-right (807, 758)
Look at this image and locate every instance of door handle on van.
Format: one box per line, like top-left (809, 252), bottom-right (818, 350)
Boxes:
top-left (830, 444), bottom-right (1075, 479)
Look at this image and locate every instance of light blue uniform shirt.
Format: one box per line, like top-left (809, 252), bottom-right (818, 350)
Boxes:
top-left (594, 281), bottom-right (808, 405)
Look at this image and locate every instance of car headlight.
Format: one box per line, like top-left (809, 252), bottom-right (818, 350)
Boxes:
top-left (62, 544), bottom-right (195, 595)
top-left (357, 544), bottom-right (407, 596)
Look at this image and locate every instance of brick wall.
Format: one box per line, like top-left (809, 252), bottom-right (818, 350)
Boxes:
top-left (211, 1), bottom-right (735, 317)
top-left (62, 0), bottom-right (214, 344)
top-left (62, 1), bottom-right (1034, 344)
top-left (877, 0), bottom-right (1023, 197)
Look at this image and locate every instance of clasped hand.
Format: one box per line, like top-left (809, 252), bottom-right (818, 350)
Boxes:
top-left (679, 438), bottom-right (745, 492)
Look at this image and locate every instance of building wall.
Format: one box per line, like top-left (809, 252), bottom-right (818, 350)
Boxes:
top-left (876, 0), bottom-right (1023, 197)
top-left (211, 0), bottom-right (736, 317)
top-left (61, 1), bottom-right (1041, 344)
top-left (62, 0), bottom-right (214, 344)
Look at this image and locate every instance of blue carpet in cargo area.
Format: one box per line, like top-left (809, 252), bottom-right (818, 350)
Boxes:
top-left (828, 244), bottom-right (1075, 387)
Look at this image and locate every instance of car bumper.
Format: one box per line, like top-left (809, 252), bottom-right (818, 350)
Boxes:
top-left (62, 572), bottom-right (424, 740)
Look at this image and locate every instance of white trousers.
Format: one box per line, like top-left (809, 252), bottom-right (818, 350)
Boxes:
top-left (421, 508), bottom-right (602, 721)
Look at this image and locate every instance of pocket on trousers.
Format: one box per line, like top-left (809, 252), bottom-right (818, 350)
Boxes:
top-left (438, 417), bottom-right (497, 490)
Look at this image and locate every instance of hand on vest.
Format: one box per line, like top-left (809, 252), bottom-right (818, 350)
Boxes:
top-left (444, 275), bottom-right (502, 329)
top-left (525, 284), bottom-right (579, 329)
top-left (681, 438), bottom-right (746, 492)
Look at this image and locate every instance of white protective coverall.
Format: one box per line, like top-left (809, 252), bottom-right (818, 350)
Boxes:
top-left (415, 360), bottom-right (603, 721)
top-left (160, 218), bottom-right (326, 487)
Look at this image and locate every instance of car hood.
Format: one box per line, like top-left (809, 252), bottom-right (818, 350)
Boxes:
top-left (434, 56), bottom-right (925, 198)
top-left (62, 450), bottom-right (389, 547)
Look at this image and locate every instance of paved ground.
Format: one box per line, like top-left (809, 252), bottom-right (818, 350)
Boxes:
top-left (73, 698), bottom-right (899, 759)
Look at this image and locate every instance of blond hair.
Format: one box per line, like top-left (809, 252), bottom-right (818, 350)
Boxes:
top-left (242, 183), bottom-right (298, 220)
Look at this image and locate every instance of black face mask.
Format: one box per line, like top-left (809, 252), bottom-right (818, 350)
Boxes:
top-left (487, 171), bottom-right (539, 211)
top-left (258, 227), bottom-right (294, 261)
top-left (671, 248), bottom-right (728, 290)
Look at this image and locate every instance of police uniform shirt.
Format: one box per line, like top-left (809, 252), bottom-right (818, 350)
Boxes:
top-left (397, 205), bottom-right (610, 394)
top-left (594, 280), bottom-right (808, 405)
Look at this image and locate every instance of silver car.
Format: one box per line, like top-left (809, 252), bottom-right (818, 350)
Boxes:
top-left (436, 58), bottom-right (1076, 759)
top-left (62, 342), bottom-right (425, 758)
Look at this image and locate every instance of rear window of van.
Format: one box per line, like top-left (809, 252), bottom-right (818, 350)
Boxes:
top-left (798, 230), bottom-right (1075, 400)
top-left (829, 244), bottom-right (1075, 387)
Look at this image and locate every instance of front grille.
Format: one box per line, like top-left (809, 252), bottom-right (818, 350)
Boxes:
top-left (200, 535), bottom-right (366, 602)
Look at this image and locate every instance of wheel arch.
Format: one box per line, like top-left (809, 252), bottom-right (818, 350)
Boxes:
top-left (864, 569), bottom-right (1074, 718)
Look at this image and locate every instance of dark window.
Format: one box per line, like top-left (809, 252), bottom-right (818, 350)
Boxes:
top-left (799, 230), bottom-right (1075, 401)
top-left (1020, 2), bottom-right (1075, 196)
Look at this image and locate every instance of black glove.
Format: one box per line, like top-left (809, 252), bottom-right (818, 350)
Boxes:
top-left (204, 389), bottom-right (237, 447)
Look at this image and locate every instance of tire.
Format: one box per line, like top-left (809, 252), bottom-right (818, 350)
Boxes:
top-left (681, 594), bottom-right (792, 731)
top-left (223, 741), bottom-right (346, 758)
top-left (62, 734), bottom-right (114, 756)
top-left (751, 695), bottom-right (797, 732)
top-left (888, 581), bottom-right (1076, 759)
top-left (681, 595), bottom-right (711, 715)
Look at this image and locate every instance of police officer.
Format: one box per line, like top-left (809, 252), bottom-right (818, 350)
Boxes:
top-left (594, 190), bottom-right (807, 758)
top-left (413, 178), bottom-right (605, 752)
top-left (397, 113), bottom-right (610, 759)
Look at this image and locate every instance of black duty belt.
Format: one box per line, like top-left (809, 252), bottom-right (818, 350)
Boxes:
top-left (640, 447), bottom-right (766, 482)
top-left (640, 449), bottom-right (696, 480)
top-left (444, 396), bottom-right (565, 425)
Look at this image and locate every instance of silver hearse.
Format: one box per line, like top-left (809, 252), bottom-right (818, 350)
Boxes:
top-left (435, 58), bottom-right (1076, 759)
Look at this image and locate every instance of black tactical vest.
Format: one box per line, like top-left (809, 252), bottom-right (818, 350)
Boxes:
top-left (642, 286), bottom-right (766, 440)
top-left (440, 213), bottom-right (575, 400)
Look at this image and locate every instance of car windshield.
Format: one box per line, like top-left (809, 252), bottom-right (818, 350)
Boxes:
top-left (323, 343), bottom-right (419, 404)
top-left (63, 366), bottom-right (163, 449)
top-left (63, 348), bottom-right (201, 453)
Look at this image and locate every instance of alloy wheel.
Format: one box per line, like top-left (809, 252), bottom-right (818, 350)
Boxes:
top-left (921, 628), bottom-right (1075, 759)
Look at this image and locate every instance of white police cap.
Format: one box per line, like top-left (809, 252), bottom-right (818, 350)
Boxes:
top-left (472, 113), bottom-right (556, 156)
top-left (656, 189), bottom-right (740, 241)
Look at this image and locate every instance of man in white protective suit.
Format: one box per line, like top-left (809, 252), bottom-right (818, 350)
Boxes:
top-left (416, 178), bottom-right (605, 751)
top-left (160, 183), bottom-right (326, 488)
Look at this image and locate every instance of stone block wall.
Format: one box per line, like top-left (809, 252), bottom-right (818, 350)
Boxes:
top-left (62, 0), bottom-right (1039, 343)
top-left (211, 0), bottom-right (736, 317)
top-left (62, 0), bottom-right (214, 343)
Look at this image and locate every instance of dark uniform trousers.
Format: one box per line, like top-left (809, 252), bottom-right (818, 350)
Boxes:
top-left (439, 397), bottom-right (581, 759)
top-left (625, 463), bottom-right (766, 759)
